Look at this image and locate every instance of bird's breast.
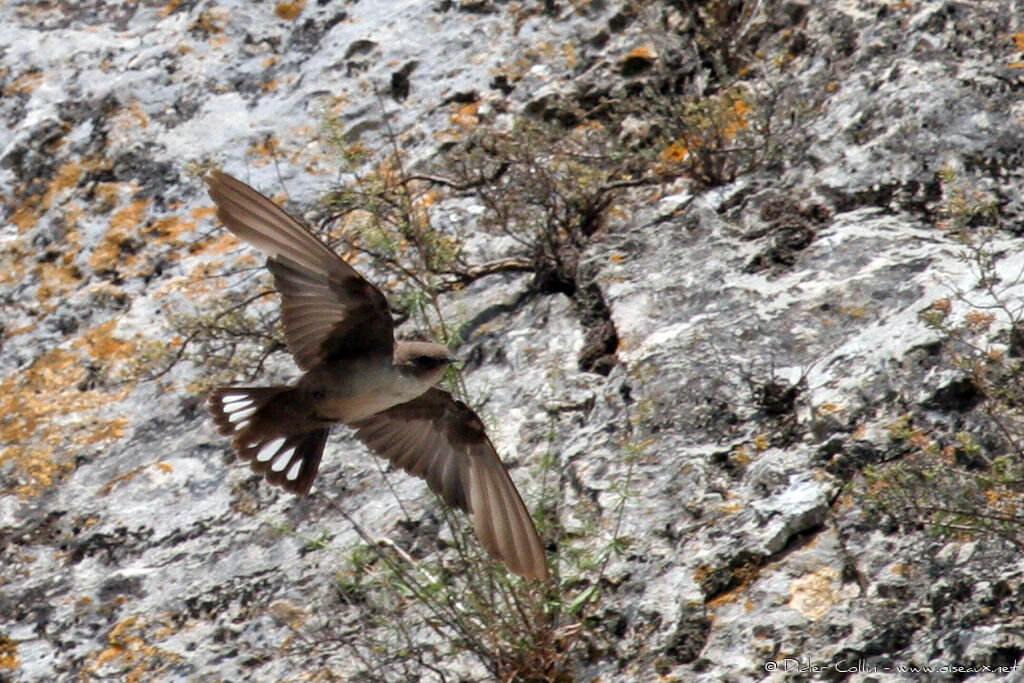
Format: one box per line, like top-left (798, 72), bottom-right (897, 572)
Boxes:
top-left (299, 359), bottom-right (428, 423)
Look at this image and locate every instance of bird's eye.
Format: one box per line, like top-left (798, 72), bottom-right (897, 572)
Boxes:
top-left (413, 356), bottom-right (442, 370)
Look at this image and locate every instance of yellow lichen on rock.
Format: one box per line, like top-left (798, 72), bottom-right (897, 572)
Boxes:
top-left (274, 0), bottom-right (305, 21)
top-left (35, 258), bottom-right (83, 307)
top-left (788, 567), bottom-right (841, 620)
top-left (0, 240), bottom-right (30, 287)
top-left (88, 199), bottom-right (150, 275)
top-left (0, 320), bottom-right (137, 498)
top-left (82, 615), bottom-right (183, 682)
top-left (0, 634), bottom-right (18, 671)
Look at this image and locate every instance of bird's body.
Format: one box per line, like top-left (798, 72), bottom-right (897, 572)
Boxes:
top-left (202, 172), bottom-right (549, 582)
top-left (295, 344), bottom-right (447, 423)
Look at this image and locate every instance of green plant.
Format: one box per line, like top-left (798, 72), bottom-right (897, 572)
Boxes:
top-left (863, 429), bottom-right (1024, 548)
top-left (319, 103), bottom-right (663, 374)
top-left (131, 287), bottom-right (285, 394)
top-left (260, 428), bottom-right (639, 682)
top-left (861, 167), bottom-right (1024, 545)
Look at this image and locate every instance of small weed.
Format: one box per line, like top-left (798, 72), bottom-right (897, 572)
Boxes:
top-left (263, 434), bottom-right (638, 682)
top-left (861, 167), bottom-right (1024, 545)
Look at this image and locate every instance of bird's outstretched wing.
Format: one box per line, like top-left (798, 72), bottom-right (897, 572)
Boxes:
top-left (206, 172), bottom-right (393, 368)
top-left (350, 388), bottom-right (550, 582)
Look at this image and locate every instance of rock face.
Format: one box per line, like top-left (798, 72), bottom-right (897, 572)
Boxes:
top-left (3, 1), bottom-right (1024, 681)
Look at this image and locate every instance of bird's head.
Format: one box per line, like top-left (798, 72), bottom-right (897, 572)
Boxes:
top-left (394, 341), bottom-right (457, 388)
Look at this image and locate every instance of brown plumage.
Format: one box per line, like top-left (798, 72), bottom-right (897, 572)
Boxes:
top-left (203, 172), bottom-right (549, 582)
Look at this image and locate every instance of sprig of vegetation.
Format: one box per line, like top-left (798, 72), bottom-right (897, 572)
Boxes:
top-left (130, 287), bottom-right (285, 394)
top-left (862, 167), bottom-right (1024, 544)
top-left (262, 435), bottom-right (639, 682)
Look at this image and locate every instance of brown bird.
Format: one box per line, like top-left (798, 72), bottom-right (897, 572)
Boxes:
top-left (204, 172), bottom-right (549, 582)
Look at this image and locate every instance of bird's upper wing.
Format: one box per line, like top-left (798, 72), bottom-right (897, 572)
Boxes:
top-left (349, 388), bottom-right (550, 582)
top-left (206, 172), bottom-right (393, 369)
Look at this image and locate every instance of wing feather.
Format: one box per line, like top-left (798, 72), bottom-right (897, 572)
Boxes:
top-left (206, 172), bottom-right (394, 368)
top-left (350, 388), bottom-right (549, 581)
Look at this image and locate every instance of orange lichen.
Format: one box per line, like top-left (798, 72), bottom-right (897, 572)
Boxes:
top-left (10, 158), bottom-right (101, 235)
top-left (10, 200), bottom-right (41, 233)
top-left (76, 418), bottom-right (129, 447)
top-left (159, 0), bottom-right (182, 17)
top-left (91, 182), bottom-right (123, 213)
top-left (6, 69), bottom-right (43, 95)
top-left (192, 7), bottom-right (228, 34)
top-left (112, 102), bottom-right (149, 131)
top-left (561, 42), bottom-right (578, 69)
top-left (706, 584), bottom-right (745, 608)
top-left (110, 198), bottom-right (151, 233)
top-left (0, 240), bottom-right (29, 285)
top-left (35, 260), bottom-right (82, 306)
top-left (83, 615), bottom-right (183, 683)
top-left (624, 45), bottom-right (657, 62)
top-left (151, 261), bottom-right (231, 301)
top-left (0, 321), bottom-right (136, 498)
top-left (724, 96), bottom-right (751, 137)
top-left (45, 162), bottom-right (84, 208)
top-left (2, 445), bottom-right (66, 498)
top-left (74, 320), bottom-right (136, 363)
top-left (87, 232), bottom-right (129, 273)
top-left (274, 0), bottom-right (305, 20)
top-left (246, 135), bottom-right (280, 166)
top-left (0, 635), bottom-right (18, 671)
top-left (142, 215), bottom-right (192, 247)
top-left (450, 101), bottom-right (480, 130)
top-left (0, 350), bottom-right (77, 443)
top-left (417, 189), bottom-right (440, 209)
top-left (4, 323), bottom-right (37, 339)
top-left (88, 199), bottom-right (151, 274)
top-left (197, 230), bottom-right (244, 256)
top-left (659, 141), bottom-right (688, 163)
top-left (98, 464), bottom-right (144, 497)
top-left (191, 206), bottom-right (216, 221)
top-left (707, 565), bottom-right (762, 608)
top-left (1011, 33), bottom-right (1024, 68)
top-left (659, 91), bottom-right (752, 166)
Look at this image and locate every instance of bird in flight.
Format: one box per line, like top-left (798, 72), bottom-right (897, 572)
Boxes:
top-left (204, 172), bottom-right (549, 582)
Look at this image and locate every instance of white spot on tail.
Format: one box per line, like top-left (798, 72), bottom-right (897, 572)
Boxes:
top-left (271, 447), bottom-right (295, 472)
top-left (256, 437), bottom-right (286, 462)
top-left (227, 406), bottom-right (258, 423)
top-left (223, 395), bottom-right (254, 408)
top-left (286, 459), bottom-right (303, 481)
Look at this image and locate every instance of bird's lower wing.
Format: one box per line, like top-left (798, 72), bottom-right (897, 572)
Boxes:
top-left (349, 388), bottom-right (549, 582)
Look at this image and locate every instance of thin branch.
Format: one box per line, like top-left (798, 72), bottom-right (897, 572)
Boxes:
top-left (441, 257), bottom-right (535, 284)
top-left (405, 162), bottom-right (510, 191)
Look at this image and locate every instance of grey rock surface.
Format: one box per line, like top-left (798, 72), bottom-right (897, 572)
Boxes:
top-left (2, 0), bottom-right (1024, 681)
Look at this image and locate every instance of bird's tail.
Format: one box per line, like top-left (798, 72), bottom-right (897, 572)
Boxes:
top-left (208, 387), bottom-right (329, 495)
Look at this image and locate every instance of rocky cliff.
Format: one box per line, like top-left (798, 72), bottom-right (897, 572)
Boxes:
top-left (2, 1), bottom-right (1024, 681)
